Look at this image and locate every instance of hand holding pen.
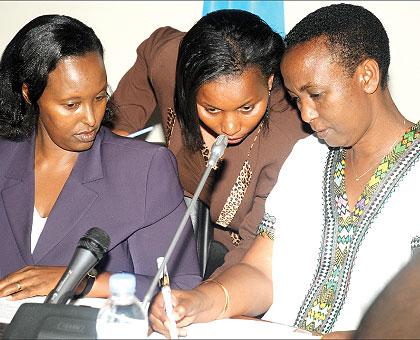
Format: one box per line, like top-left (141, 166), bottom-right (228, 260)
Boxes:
top-left (157, 257), bottom-right (178, 339)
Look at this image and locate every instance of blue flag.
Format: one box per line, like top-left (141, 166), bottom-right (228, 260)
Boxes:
top-left (202, 0), bottom-right (285, 36)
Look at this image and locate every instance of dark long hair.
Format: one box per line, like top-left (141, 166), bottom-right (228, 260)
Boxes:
top-left (0, 14), bottom-right (114, 141)
top-left (175, 9), bottom-right (285, 152)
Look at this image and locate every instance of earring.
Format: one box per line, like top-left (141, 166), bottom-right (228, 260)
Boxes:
top-left (263, 89), bottom-right (271, 120)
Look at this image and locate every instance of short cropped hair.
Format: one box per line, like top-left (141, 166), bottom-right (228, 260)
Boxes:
top-left (0, 14), bottom-right (114, 141)
top-left (175, 9), bottom-right (285, 152)
top-left (285, 3), bottom-right (390, 89)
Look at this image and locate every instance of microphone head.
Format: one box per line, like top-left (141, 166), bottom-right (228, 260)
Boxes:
top-left (214, 134), bottom-right (228, 147)
top-left (208, 134), bottom-right (228, 167)
top-left (78, 227), bottom-right (110, 261)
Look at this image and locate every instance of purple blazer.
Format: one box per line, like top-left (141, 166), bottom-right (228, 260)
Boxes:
top-left (0, 127), bottom-right (201, 298)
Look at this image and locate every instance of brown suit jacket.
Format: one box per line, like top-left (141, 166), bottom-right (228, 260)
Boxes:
top-left (113, 27), bottom-right (311, 272)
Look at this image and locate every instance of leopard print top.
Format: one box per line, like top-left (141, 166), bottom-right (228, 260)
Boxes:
top-left (166, 107), bottom-right (261, 246)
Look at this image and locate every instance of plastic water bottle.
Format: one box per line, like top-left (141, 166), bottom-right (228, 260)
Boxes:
top-left (96, 273), bottom-right (148, 339)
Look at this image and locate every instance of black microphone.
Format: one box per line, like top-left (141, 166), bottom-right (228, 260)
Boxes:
top-left (44, 227), bottom-right (111, 304)
top-left (142, 135), bottom-right (228, 308)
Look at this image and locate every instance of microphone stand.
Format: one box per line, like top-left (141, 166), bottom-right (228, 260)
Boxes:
top-left (141, 135), bottom-right (228, 310)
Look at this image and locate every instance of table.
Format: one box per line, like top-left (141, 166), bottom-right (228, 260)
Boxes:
top-left (1, 297), bottom-right (320, 339)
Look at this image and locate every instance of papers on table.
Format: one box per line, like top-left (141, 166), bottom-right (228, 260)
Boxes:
top-left (184, 319), bottom-right (319, 339)
top-left (149, 318), bottom-right (320, 339)
top-left (0, 296), bottom-right (106, 324)
top-left (1, 297), bottom-right (320, 339)
top-left (0, 296), bottom-right (44, 324)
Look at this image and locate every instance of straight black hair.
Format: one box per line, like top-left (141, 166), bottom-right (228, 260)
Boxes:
top-left (175, 9), bottom-right (285, 151)
top-left (0, 14), bottom-right (114, 141)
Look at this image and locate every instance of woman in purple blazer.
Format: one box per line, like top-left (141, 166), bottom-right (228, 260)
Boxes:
top-left (0, 15), bottom-right (201, 300)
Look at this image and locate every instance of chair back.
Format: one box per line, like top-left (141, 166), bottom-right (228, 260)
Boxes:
top-left (184, 197), bottom-right (227, 278)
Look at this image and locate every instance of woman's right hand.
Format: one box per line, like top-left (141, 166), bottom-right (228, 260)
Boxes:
top-left (149, 288), bottom-right (211, 338)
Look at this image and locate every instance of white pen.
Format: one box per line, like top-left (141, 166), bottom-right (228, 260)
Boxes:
top-left (157, 257), bottom-right (178, 339)
top-left (127, 126), bottom-right (154, 138)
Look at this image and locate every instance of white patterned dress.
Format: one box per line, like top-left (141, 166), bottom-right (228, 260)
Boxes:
top-left (261, 124), bottom-right (420, 333)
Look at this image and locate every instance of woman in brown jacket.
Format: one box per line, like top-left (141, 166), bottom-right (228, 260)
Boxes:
top-left (112, 10), bottom-right (310, 276)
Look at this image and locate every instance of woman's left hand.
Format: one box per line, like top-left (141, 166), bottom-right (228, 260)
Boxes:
top-left (0, 265), bottom-right (66, 300)
top-left (322, 330), bottom-right (354, 339)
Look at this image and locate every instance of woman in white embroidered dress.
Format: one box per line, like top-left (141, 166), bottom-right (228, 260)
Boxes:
top-left (149, 3), bottom-right (420, 339)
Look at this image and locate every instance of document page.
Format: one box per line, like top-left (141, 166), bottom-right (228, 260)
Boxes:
top-left (1, 298), bottom-right (320, 339)
top-left (149, 318), bottom-right (320, 339)
top-left (0, 296), bottom-right (44, 323)
top-left (0, 296), bottom-right (106, 324)
top-left (184, 319), bottom-right (319, 339)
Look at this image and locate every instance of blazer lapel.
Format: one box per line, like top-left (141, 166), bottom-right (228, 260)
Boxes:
top-left (32, 129), bottom-right (105, 263)
top-left (1, 138), bottom-right (35, 265)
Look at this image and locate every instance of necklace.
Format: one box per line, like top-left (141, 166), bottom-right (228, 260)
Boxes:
top-left (349, 118), bottom-right (406, 181)
top-left (350, 139), bottom-right (397, 181)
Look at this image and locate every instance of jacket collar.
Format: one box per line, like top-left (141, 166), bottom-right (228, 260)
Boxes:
top-left (2, 128), bottom-right (106, 263)
top-left (5, 129), bottom-right (105, 183)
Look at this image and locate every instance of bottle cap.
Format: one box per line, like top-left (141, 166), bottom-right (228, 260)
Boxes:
top-left (109, 272), bottom-right (136, 295)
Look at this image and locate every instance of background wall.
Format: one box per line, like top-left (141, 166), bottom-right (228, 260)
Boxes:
top-left (1, 1), bottom-right (419, 136)
top-left (0, 1), bottom-right (203, 91)
top-left (284, 1), bottom-right (420, 123)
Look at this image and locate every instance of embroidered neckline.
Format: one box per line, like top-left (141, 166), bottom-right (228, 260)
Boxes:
top-left (295, 121), bottom-right (420, 333)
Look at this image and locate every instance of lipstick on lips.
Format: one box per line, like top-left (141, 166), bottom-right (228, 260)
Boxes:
top-left (227, 136), bottom-right (245, 144)
top-left (75, 129), bottom-right (97, 142)
top-left (311, 123), bottom-right (329, 140)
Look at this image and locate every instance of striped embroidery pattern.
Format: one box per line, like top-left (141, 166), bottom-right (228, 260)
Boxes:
top-left (294, 122), bottom-right (420, 333)
top-left (256, 213), bottom-right (276, 240)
